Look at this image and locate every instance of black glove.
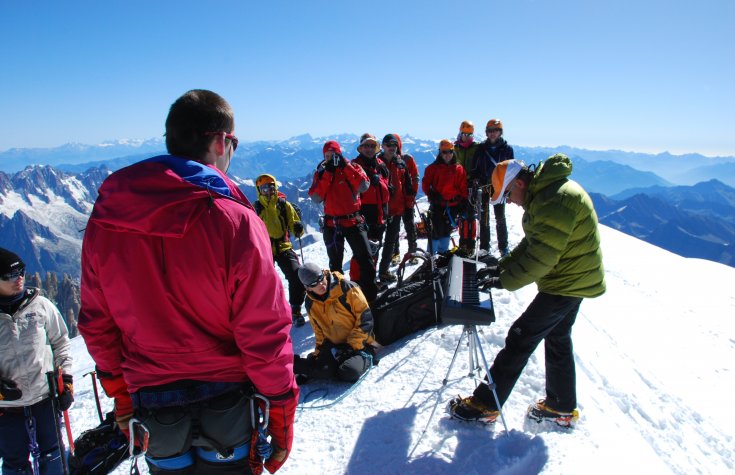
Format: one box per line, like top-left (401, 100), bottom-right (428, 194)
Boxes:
top-left (293, 221), bottom-right (304, 237)
top-left (57, 374), bottom-right (74, 411)
top-left (335, 153), bottom-right (346, 168)
top-left (333, 345), bottom-right (356, 364)
top-left (476, 265), bottom-right (500, 280)
top-left (478, 276), bottom-right (503, 292)
top-left (0, 376), bottom-right (22, 401)
top-left (360, 345), bottom-right (379, 365)
top-left (324, 159), bottom-right (336, 173)
top-left (370, 174), bottom-right (382, 186)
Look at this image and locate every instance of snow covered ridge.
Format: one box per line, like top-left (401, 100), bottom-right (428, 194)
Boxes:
top-left (0, 165), bottom-right (108, 277)
top-left (50, 206), bottom-right (735, 474)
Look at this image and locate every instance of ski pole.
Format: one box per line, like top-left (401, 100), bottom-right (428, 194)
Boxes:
top-left (46, 371), bottom-right (70, 475)
top-left (85, 371), bottom-right (104, 424)
top-left (56, 369), bottom-right (75, 456)
top-left (297, 234), bottom-right (304, 262)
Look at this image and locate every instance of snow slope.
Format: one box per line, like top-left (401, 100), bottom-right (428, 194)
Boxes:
top-left (61, 203), bottom-right (734, 474)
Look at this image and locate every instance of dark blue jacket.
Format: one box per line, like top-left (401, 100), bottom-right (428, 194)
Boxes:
top-left (470, 138), bottom-right (515, 184)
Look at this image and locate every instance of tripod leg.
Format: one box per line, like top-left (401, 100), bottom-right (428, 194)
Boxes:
top-left (471, 328), bottom-right (510, 435)
top-left (442, 328), bottom-right (466, 385)
top-left (467, 327), bottom-right (477, 377)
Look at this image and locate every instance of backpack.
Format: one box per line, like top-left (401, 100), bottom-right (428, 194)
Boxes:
top-left (68, 412), bottom-right (129, 475)
top-left (370, 251), bottom-right (447, 345)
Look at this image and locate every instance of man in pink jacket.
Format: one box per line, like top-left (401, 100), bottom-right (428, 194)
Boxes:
top-left (79, 90), bottom-right (298, 475)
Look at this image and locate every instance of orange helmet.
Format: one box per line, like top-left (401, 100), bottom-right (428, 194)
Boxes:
top-left (459, 120), bottom-right (475, 134)
top-left (490, 160), bottom-right (523, 204)
top-left (439, 139), bottom-right (454, 151)
top-left (486, 119), bottom-right (503, 132)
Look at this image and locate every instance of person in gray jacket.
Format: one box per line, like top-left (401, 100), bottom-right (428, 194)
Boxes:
top-left (0, 247), bottom-right (73, 474)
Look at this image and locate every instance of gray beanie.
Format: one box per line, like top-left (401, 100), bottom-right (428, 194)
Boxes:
top-left (298, 262), bottom-right (324, 287)
top-left (0, 248), bottom-right (25, 275)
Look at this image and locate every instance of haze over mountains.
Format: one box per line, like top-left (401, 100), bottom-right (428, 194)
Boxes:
top-left (1, 135), bottom-right (734, 277)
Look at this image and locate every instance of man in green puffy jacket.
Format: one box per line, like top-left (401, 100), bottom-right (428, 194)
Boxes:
top-left (448, 154), bottom-right (605, 428)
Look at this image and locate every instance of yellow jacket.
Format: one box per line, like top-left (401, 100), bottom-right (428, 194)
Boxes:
top-left (304, 271), bottom-right (375, 356)
top-left (254, 174), bottom-right (303, 255)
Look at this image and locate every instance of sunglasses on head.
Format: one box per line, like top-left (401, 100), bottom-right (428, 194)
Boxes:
top-left (1, 268), bottom-right (25, 281)
top-left (305, 273), bottom-right (325, 288)
top-left (259, 183), bottom-right (275, 193)
top-left (204, 131), bottom-right (239, 151)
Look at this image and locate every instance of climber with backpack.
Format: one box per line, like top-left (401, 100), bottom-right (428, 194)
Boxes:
top-left (293, 263), bottom-right (378, 385)
top-left (254, 174), bottom-right (307, 326)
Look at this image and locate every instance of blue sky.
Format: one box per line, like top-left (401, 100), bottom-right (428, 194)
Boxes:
top-left (1, 0), bottom-right (733, 156)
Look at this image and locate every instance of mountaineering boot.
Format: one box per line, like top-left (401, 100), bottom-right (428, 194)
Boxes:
top-left (447, 395), bottom-right (499, 424)
top-left (291, 305), bottom-right (305, 327)
top-left (379, 271), bottom-right (397, 283)
top-left (391, 253), bottom-right (401, 266)
top-left (526, 399), bottom-right (579, 428)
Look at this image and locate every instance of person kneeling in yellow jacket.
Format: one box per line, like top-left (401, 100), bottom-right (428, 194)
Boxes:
top-left (294, 263), bottom-right (378, 384)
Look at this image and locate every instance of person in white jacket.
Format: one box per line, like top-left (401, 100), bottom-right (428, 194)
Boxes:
top-left (0, 247), bottom-right (73, 474)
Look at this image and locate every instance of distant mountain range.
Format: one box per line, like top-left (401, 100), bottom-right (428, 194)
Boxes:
top-left (3, 135), bottom-right (734, 190)
top-left (2, 137), bottom-right (734, 276)
top-left (591, 180), bottom-right (735, 266)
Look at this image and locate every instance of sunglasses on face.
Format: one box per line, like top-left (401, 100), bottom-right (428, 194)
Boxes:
top-left (486, 128), bottom-right (501, 134)
top-left (305, 273), bottom-right (325, 289)
top-left (204, 131), bottom-right (239, 151)
top-left (460, 133), bottom-right (473, 138)
top-left (441, 150), bottom-right (454, 155)
top-left (1, 268), bottom-right (25, 281)
top-left (503, 181), bottom-right (516, 200)
top-left (259, 183), bottom-right (275, 194)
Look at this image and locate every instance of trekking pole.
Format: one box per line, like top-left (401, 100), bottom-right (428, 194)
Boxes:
top-left (46, 371), bottom-right (70, 475)
top-left (85, 370), bottom-right (104, 424)
top-left (297, 235), bottom-right (304, 262)
top-left (56, 370), bottom-right (75, 456)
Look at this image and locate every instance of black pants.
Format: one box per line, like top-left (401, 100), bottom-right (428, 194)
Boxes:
top-left (393, 206), bottom-right (417, 256)
top-left (275, 248), bottom-right (305, 307)
top-left (479, 190), bottom-right (508, 252)
top-left (323, 224), bottom-right (378, 301)
top-left (474, 293), bottom-right (583, 412)
top-left (0, 398), bottom-right (64, 474)
top-left (294, 341), bottom-right (371, 383)
top-left (379, 216), bottom-right (402, 274)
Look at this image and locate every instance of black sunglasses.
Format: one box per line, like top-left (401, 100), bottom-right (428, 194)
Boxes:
top-left (305, 273), bottom-right (325, 288)
top-left (259, 183), bottom-right (275, 193)
top-left (1, 268), bottom-right (25, 281)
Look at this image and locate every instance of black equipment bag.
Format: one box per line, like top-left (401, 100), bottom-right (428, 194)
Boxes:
top-left (68, 411), bottom-right (129, 475)
top-left (371, 250), bottom-right (447, 345)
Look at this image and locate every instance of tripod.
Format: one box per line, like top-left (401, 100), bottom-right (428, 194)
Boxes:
top-left (443, 324), bottom-right (509, 433)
